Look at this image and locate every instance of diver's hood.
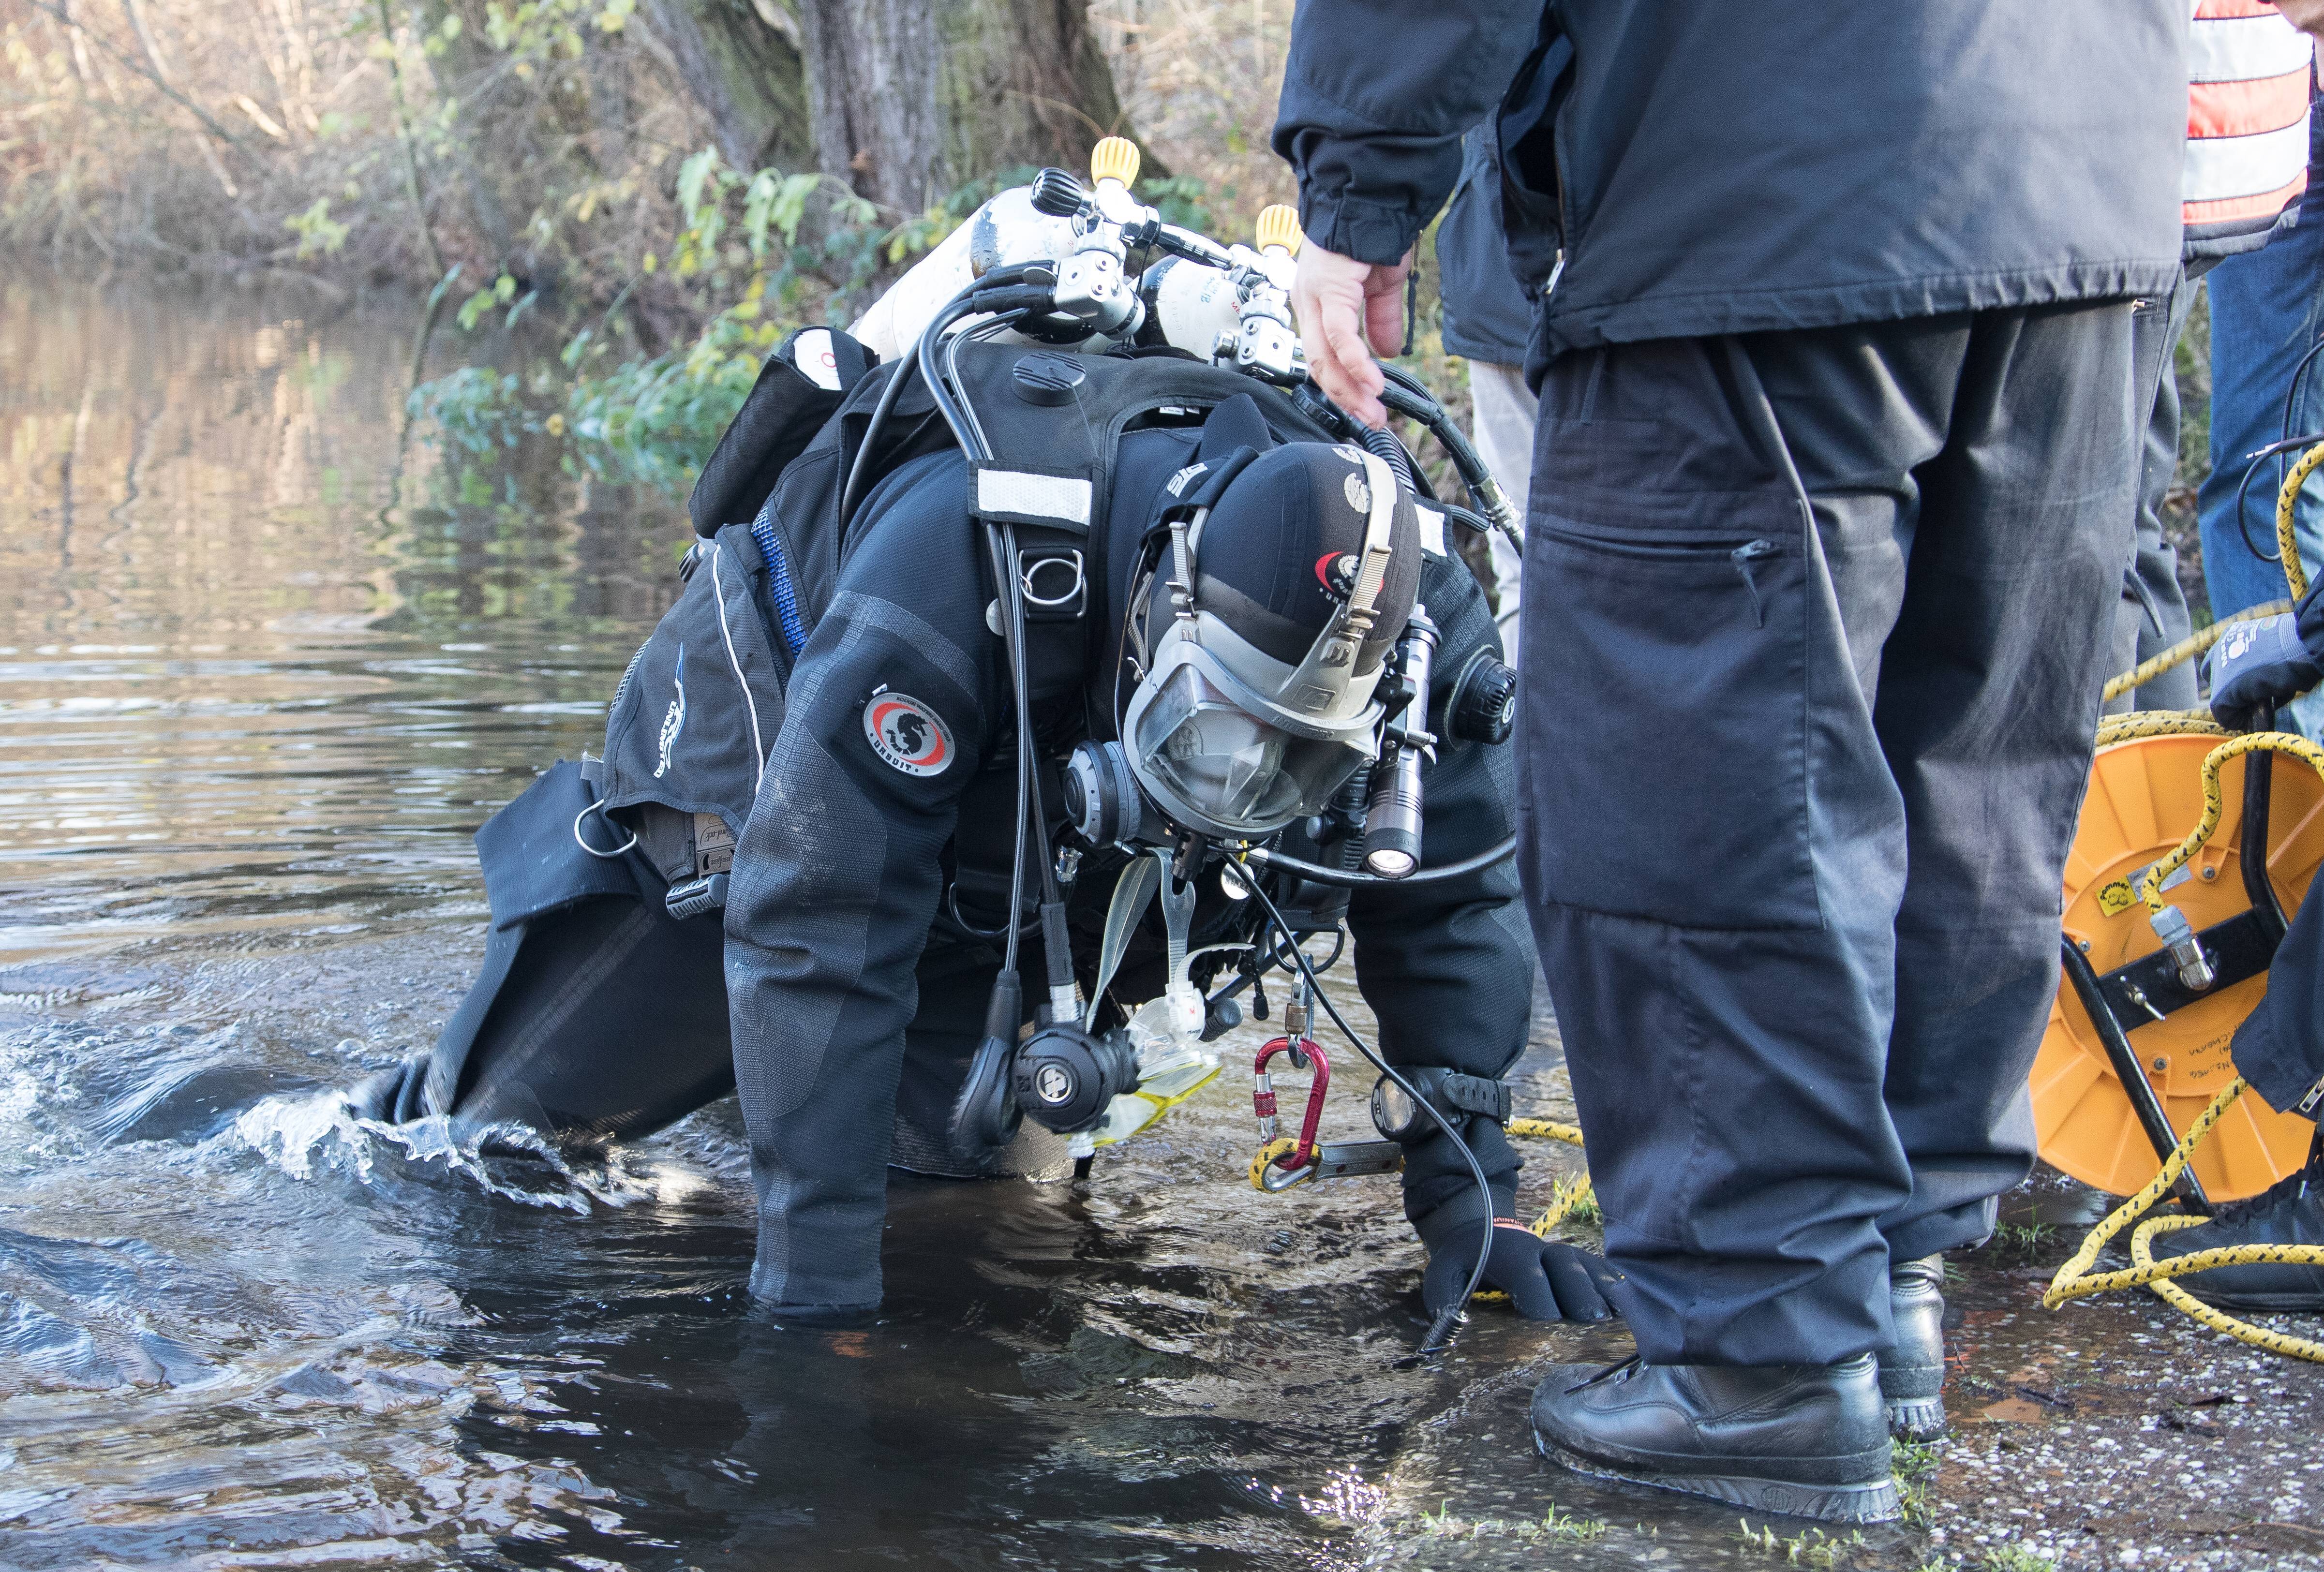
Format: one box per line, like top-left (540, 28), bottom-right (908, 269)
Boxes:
top-left (1122, 407), bottom-right (1419, 840)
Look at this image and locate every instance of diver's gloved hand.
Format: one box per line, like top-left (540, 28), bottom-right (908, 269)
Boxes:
top-left (1419, 1214), bottom-right (1622, 1322)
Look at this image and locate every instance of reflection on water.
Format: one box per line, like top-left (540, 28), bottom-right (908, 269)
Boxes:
top-left (0, 276), bottom-right (1895, 1571)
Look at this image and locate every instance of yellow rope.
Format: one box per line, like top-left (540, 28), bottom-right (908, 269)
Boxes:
top-left (2279, 441), bottom-right (2324, 602)
top-left (2044, 1078), bottom-right (2324, 1363)
top-left (2137, 731), bottom-right (2324, 917)
top-left (2100, 601), bottom-right (2291, 705)
top-left (2095, 708), bottom-right (2228, 749)
top-left (1508, 1116), bottom-right (1593, 1236)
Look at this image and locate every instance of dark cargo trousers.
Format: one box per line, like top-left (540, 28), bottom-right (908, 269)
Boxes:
top-left (1518, 304), bottom-right (2140, 1365)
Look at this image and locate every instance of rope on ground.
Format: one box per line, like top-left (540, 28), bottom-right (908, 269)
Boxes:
top-left (2100, 601), bottom-right (2291, 705)
top-left (2057, 444), bottom-right (2324, 1358)
top-left (1508, 1115), bottom-right (1594, 1236)
top-left (2043, 1077), bottom-right (2324, 1363)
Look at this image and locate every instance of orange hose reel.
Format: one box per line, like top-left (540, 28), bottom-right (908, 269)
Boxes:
top-left (2036, 732), bottom-right (2324, 1200)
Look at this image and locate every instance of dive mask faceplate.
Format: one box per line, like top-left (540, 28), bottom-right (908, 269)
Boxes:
top-left (1121, 446), bottom-right (1407, 841)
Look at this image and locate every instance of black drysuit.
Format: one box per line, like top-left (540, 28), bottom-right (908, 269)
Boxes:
top-left (1274, 0), bottom-right (2185, 1364)
top-left (725, 416), bottom-right (1531, 1311)
top-left (362, 398), bottom-right (1534, 1316)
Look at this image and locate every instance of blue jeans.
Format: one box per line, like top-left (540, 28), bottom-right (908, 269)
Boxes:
top-left (2199, 142), bottom-right (2324, 623)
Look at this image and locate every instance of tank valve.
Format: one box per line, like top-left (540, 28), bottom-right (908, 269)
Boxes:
top-left (2150, 904), bottom-right (2215, 993)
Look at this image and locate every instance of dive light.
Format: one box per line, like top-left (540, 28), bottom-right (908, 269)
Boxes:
top-left (1363, 610), bottom-right (1439, 879)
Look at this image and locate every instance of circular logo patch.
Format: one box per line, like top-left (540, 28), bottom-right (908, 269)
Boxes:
top-left (864, 693), bottom-right (954, 776)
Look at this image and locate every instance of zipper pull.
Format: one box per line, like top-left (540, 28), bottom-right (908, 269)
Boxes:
top-left (1730, 538), bottom-right (1777, 628)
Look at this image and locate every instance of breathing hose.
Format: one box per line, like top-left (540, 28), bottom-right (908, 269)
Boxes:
top-left (2056, 441), bottom-right (2324, 1363)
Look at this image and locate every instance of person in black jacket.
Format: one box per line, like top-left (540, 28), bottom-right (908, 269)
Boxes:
top-left (348, 377), bottom-right (1618, 1331)
top-left (1274, 0), bottom-right (2183, 1522)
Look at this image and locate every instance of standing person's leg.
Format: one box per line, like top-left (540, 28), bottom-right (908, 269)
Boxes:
top-left (2108, 272), bottom-right (2200, 714)
top-left (1519, 306), bottom-right (2136, 1516)
top-left (1467, 358), bottom-right (1534, 660)
top-left (1874, 302), bottom-right (2141, 1289)
top-left (1518, 314), bottom-right (1981, 1349)
top-left (1516, 324), bottom-right (1954, 1520)
top-left (2198, 186), bottom-right (2324, 624)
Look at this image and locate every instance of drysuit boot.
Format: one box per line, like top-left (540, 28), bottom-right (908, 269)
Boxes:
top-left (2146, 1138), bottom-right (2324, 1311)
top-left (1529, 1357), bottom-right (1899, 1524)
top-left (1880, 1254), bottom-right (1947, 1441)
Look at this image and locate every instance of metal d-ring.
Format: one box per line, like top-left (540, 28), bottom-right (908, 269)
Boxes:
top-left (1019, 549), bottom-right (1085, 610)
top-left (573, 800), bottom-right (639, 859)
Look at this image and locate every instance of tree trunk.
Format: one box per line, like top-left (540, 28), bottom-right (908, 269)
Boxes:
top-left (795, 0), bottom-right (1128, 212)
top-left (641, 0), bottom-right (811, 173)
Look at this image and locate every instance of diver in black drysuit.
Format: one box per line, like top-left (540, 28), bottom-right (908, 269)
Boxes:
top-left (351, 356), bottom-right (1613, 1325)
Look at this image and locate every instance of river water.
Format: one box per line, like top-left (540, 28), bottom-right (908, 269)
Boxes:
top-left (0, 278), bottom-right (1949, 1571)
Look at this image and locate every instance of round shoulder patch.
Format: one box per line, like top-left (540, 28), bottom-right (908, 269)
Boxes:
top-left (863, 692), bottom-right (955, 776)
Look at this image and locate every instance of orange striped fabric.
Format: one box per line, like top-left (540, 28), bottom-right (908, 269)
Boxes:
top-left (2185, 0), bottom-right (2314, 233)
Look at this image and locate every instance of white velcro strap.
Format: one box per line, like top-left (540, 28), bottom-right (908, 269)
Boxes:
top-left (1416, 504), bottom-right (1448, 558)
top-left (977, 468), bottom-right (1092, 526)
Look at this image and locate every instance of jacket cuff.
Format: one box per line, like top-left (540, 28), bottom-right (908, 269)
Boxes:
top-left (1295, 188), bottom-right (1424, 268)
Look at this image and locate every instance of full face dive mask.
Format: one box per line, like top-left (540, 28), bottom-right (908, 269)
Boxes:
top-left (1120, 433), bottom-right (1422, 842)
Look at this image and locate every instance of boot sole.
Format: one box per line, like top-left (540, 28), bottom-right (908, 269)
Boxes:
top-left (1532, 1427), bottom-right (1902, 1525)
top-left (1885, 1395), bottom-right (1947, 1443)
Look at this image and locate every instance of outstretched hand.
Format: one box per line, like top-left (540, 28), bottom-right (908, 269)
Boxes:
top-left (1290, 242), bottom-right (1411, 429)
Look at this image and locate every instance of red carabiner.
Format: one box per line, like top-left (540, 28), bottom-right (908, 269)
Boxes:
top-left (1253, 1036), bottom-right (1330, 1171)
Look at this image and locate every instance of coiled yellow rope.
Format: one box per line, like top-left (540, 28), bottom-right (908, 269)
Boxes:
top-left (2136, 731), bottom-right (2324, 916)
top-left (2100, 602), bottom-right (2291, 706)
top-left (2095, 708), bottom-right (2229, 749)
top-left (2050, 444), bottom-right (2324, 1362)
top-left (2044, 1077), bottom-right (2324, 1363)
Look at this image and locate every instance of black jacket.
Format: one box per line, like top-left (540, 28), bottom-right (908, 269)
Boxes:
top-left (1436, 125), bottom-right (1533, 366)
top-left (1275, 1), bottom-right (2185, 369)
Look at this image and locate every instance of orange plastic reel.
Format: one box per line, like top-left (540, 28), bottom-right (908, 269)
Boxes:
top-left (2035, 733), bottom-right (2324, 1200)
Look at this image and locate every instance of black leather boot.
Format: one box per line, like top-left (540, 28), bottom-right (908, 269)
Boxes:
top-left (2147, 1139), bottom-right (2324, 1310)
top-left (1530, 1356), bottom-right (1898, 1524)
top-left (1881, 1254), bottom-right (1947, 1441)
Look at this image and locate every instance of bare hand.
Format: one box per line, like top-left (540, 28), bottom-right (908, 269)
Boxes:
top-left (2276, 0), bottom-right (2324, 37)
top-left (1291, 243), bottom-right (1411, 429)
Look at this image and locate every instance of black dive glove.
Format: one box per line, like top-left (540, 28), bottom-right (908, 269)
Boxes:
top-left (1419, 1214), bottom-right (1623, 1322)
top-left (2208, 585), bottom-right (2324, 730)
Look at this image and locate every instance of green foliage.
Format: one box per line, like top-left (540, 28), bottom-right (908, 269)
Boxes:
top-left (1892, 1438), bottom-right (1940, 1527)
top-left (1980, 1548), bottom-right (2058, 1572)
top-left (1735, 1519), bottom-right (1869, 1566)
top-left (411, 148), bottom-right (1216, 497)
top-left (1408, 1500), bottom-right (1608, 1542)
top-left (285, 199), bottom-right (351, 259)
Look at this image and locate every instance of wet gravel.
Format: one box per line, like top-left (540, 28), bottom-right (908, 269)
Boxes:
top-left (1349, 1006), bottom-right (2324, 1572)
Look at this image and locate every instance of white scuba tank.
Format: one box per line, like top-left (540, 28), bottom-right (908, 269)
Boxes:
top-left (848, 187), bottom-right (1086, 361)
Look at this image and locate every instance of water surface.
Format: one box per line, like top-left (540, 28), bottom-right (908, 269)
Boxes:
top-left (0, 277), bottom-right (1934, 1571)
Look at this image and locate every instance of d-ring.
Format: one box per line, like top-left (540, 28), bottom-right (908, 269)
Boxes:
top-left (1019, 549), bottom-right (1085, 609)
top-left (573, 800), bottom-right (639, 859)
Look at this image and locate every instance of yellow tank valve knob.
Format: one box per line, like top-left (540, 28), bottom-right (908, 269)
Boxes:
top-left (1256, 205), bottom-right (1303, 257)
top-left (1090, 136), bottom-right (1141, 190)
